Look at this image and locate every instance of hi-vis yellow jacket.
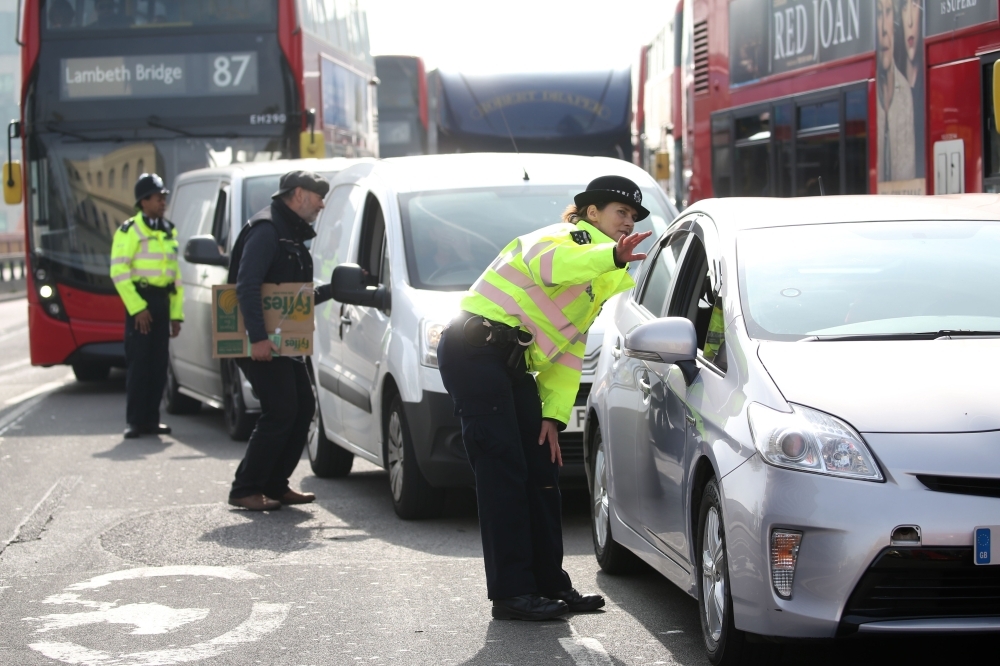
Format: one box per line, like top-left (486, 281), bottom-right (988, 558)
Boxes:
top-left (461, 220), bottom-right (635, 425)
top-left (109, 213), bottom-right (184, 320)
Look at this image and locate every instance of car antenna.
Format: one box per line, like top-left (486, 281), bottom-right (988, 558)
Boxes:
top-left (496, 104), bottom-right (529, 181)
top-left (818, 176), bottom-right (826, 196)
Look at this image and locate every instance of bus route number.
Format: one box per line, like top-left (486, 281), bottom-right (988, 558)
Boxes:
top-left (213, 55), bottom-right (251, 88)
top-left (250, 114), bottom-right (287, 126)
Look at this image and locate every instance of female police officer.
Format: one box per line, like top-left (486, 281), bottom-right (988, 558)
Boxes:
top-left (437, 176), bottom-right (652, 621)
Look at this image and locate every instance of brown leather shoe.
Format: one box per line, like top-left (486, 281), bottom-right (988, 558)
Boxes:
top-left (278, 490), bottom-right (316, 505)
top-left (228, 494), bottom-right (281, 511)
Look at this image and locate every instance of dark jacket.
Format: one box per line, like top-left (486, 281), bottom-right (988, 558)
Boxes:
top-left (229, 198), bottom-right (332, 343)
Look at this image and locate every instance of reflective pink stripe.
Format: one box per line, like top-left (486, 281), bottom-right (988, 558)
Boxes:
top-left (539, 251), bottom-right (555, 287)
top-left (135, 252), bottom-right (162, 260)
top-left (110, 256), bottom-right (130, 265)
top-left (112, 273), bottom-right (132, 284)
top-left (495, 263), bottom-right (534, 288)
top-left (474, 280), bottom-right (559, 358)
top-left (554, 352), bottom-right (583, 372)
top-left (523, 240), bottom-right (553, 264)
top-left (523, 284), bottom-right (577, 336)
top-left (134, 269), bottom-right (162, 277)
top-left (554, 284), bottom-right (587, 309)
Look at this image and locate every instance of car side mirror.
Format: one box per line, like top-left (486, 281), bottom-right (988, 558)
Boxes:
top-left (331, 263), bottom-right (389, 311)
top-left (184, 235), bottom-right (228, 267)
top-left (624, 317), bottom-right (699, 385)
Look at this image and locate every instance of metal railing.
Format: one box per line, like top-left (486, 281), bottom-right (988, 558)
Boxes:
top-left (0, 252), bottom-right (25, 282)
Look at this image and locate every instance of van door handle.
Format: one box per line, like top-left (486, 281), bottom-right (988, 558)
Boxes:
top-left (639, 370), bottom-right (651, 396)
top-left (612, 337), bottom-right (622, 359)
top-left (340, 316), bottom-right (352, 326)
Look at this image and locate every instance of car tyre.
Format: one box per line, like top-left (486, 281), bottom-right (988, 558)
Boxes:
top-left (698, 478), bottom-right (777, 666)
top-left (384, 393), bottom-right (444, 520)
top-left (163, 361), bottom-right (201, 415)
top-left (307, 371), bottom-right (354, 478)
top-left (591, 428), bottom-right (642, 574)
top-left (72, 361), bottom-right (110, 382)
top-left (222, 359), bottom-right (257, 441)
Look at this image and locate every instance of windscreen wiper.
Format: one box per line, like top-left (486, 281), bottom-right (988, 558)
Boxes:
top-left (44, 123), bottom-right (124, 143)
top-left (799, 330), bottom-right (1000, 342)
top-left (147, 116), bottom-right (237, 139)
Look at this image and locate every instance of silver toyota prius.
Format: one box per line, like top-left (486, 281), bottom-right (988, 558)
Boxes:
top-left (584, 195), bottom-right (1000, 664)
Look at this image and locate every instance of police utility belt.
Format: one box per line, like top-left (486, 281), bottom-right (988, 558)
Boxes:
top-left (455, 311), bottom-right (534, 370)
top-left (133, 278), bottom-right (176, 295)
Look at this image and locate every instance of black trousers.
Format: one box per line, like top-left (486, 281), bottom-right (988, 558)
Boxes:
top-left (230, 357), bottom-right (314, 499)
top-left (124, 288), bottom-right (170, 428)
top-left (437, 321), bottom-right (572, 600)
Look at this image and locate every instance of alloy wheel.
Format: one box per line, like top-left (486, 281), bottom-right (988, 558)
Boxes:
top-left (387, 409), bottom-right (404, 502)
top-left (592, 445), bottom-right (610, 550)
top-left (701, 506), bottom-right (726, 644)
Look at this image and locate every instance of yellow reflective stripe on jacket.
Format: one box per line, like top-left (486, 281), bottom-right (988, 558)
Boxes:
top-left (109, 213), bottom-right (185, 320)
top-left (460, 220), bottom-right (635, 424)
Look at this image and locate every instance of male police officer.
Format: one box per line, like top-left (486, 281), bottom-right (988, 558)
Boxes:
top-left (110, 173), bottom-right (183, 439)
top-left (227, 171), bottom-right (333, 512)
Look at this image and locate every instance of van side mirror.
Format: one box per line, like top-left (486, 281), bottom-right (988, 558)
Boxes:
top-left (184, 235), bottom-right (228, 267)
top-left (332, 263), bottom-right (389, 310)
top-left (624, 317), bottom-right (699, 384)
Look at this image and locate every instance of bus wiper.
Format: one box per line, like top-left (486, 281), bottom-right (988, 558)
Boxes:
top-left (800, 330), bottom-right (1000, 341)
top-left (147, 116), bottom-right (238, 139)
top-left (44, 123), bottom-right (124, 143)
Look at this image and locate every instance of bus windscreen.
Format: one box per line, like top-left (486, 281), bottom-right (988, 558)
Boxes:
top-left (45, 0), bottom-right (273, 32)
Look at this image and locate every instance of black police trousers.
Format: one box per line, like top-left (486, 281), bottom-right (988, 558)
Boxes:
top-left (230, 357), bottom-right (314, 500)
top-left (437, 322), bottom-right (573, 600)
top-left (124, 287), bottom-right (170, 428)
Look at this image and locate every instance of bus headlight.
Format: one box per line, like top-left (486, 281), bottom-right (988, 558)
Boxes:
top-left (38, 284), bottom-right (54, 299)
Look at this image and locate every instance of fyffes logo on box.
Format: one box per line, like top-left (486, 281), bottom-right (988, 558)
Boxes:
top-left (263, 292), bottom-right (313, 321)
top-left (216, 288), bottom-right (239, 332)
top-left (283, 336), bottom-right (311, 352)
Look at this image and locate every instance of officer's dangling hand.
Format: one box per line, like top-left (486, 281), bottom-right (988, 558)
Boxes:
top-left (170, 321), bottom-right (182, 338)
top-left (134, 309), bottom-right (153, 335)
top-left (538, 420), bottom-right (563, 467)
top-left (616, 230), bottom-right (653, 264)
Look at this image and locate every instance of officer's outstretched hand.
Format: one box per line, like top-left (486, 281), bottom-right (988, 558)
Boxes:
top-left (616, 230), bottom-right (653, 264)
top-left (134, 309), bottom-right (153, 335)
top-left (170, 321), bottom-right (182, 338)
top-left (538, 420), bottom-right (563, 467)
top-left (251, 339), bottom-right (279, 362)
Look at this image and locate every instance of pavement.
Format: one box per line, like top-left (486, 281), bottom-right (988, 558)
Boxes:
top-left (0, 296), bottom-right (993, 665)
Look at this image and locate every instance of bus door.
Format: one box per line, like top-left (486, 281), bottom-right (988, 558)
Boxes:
top-left (928, 58), bottom-right (982, 195)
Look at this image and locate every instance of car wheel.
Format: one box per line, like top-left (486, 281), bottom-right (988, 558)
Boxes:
top-left (307, 373), bottom-right (354, 478)
top-left (384, 393), bottom-right (444, 520)
top-left (698, 479), bottom-right (776, 666)
top-left (591, 428), bottom-right (641, 574)
top-left (222, 359), bottom-right (257, 441)
top-left (72, 361), bottom-right (110, 382)
top-left (163, 361), bottom-right (200, 415)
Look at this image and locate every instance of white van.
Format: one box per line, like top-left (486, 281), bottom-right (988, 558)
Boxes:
top-left (307, 153), bottom-right (676, 518)
top-left (166, 158), bottom-right (366, 439)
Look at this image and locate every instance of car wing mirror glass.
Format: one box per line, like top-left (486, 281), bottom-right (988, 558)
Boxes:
top-left (624, 316), bottom-right (699, 384)
top-left (184, 235), bottom-right (228, 267)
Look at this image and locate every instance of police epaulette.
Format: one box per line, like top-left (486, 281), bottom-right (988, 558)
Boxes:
top-left (570, 230), bottom-right (592, 245)
top-left (120, 219), bottom-right (135, 232)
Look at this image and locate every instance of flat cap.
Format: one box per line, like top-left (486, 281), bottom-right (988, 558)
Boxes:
top-left (272, 170), bottom-right (330, 199)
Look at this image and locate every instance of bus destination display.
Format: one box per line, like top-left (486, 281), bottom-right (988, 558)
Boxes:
top-left (61, 52), bottom-right (259, 100)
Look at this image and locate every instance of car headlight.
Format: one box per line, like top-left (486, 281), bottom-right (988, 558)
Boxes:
top-left (747, 403), bottom-right (883, 481)
top-left (419, 319), bottom-right (447, 368)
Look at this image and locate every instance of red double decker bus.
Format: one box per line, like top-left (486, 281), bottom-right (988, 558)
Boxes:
top-left (668, 0), bottom-right (999, 205)
top-left (9, 0), bottom-right (376, 380)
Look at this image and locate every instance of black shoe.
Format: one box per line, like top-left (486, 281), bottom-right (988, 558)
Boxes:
top-left (141, 423), bottom-right (172, 435)
top-left (124, 425), bottom-right (142, 439)
top-left (491, 594), bottom-right (568, 621)
top-left (548, 588), bottom-right (605, 612)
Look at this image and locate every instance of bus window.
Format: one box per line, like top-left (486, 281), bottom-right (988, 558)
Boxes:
top-left (712, 116), bottom-right (732, 197)
top-left (733, 111), bottom-right (770, 196)
top-left (845, 89), bottom-right (869, 195)
top-left (775, 104), bottom-right (793, 197)
top-left (45, 0), bottom-right (273, 31)
top-left (796, 100), bottom-right (840, 197)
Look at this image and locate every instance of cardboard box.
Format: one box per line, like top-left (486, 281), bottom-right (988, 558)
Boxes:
top-left (211, 283), bottom-right (315, 358)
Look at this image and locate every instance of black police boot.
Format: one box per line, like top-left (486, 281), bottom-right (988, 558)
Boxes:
top-left (491, 594), bottom-right (569, 621)
top-left (141, 423), bottom-right (172, 435)
top-left (124, 424), bottom-right (142, 439)
top-left (547, 588), bottom-right (605, 612)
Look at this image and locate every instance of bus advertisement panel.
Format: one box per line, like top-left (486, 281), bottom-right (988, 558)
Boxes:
top-left (17, 0), bottom-right (375, 377)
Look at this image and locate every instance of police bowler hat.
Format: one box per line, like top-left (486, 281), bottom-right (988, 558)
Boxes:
top-left (134, 173), bottom-right (169, 205)
top-left (574, 175), bottom-right (649, 221)
top-left (272, 170), bottom-right (330, 199)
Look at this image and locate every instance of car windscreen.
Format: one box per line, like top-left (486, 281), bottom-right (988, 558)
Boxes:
top-left (398, 186), bottom-right (671, 291)
top-left (738, 221), bottom-right (1000, 341)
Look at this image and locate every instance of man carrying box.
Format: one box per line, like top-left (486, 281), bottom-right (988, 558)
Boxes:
top-left (227, 170), bottom-right (335, 511)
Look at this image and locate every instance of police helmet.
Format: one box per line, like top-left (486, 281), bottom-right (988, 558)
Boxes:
top-left (574, 175), bottom-right (650, 221)
top-left (134, 173), bottom-right (169, 206)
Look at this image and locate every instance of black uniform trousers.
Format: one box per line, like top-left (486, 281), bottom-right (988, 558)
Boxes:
top-left (437, 322), bottom-right (573, 600)
top-left (230, 357), bottom-right (314, 499)
top-left (124, 287), bottom-right (171, 428)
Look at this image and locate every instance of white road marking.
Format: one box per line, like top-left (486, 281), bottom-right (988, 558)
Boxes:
top-left (4, 377), bottom-right (71, 406)
top-left (0, 357), bottom-right (30, 373)
top-left (0, 394), bottom-right (44, 436)
top-left (66, 566), bottom-right (260, 591)
top-left (27, 603), bottom-right (210, 635)
top-left (560, 625), bottom-right (614, 666)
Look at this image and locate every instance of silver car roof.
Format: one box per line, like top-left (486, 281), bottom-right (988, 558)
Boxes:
top-left (174, 157), bottom-right (373, 183)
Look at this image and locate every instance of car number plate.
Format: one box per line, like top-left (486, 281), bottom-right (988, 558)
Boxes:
top-left (564, 406), bottom-right (587, 433)
top-left (975, 527), bottom-right (998, 565)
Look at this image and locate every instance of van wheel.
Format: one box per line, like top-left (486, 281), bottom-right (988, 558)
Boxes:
top-left (698, 479), bottom-right (777, 665)
top-left (591, 428), bottom-right (641, 574)
top-left (222, 360), bottom-right (257, 441)
top-left (72, 362), bottom-right (110, 382)
top-left (307, 380), bottom-right (354, 478)
top-left (164, 362), bottom-right (200, 415)
top-left (385, 393), bottom-right (444, 520)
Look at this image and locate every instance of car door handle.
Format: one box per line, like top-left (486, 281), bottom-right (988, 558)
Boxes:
top-left (612, 337), bottom-right (622, 359)
top-left (639, 371), bottom-right (651, 396)
top-left (340, 316), bottom-right (352, 325)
